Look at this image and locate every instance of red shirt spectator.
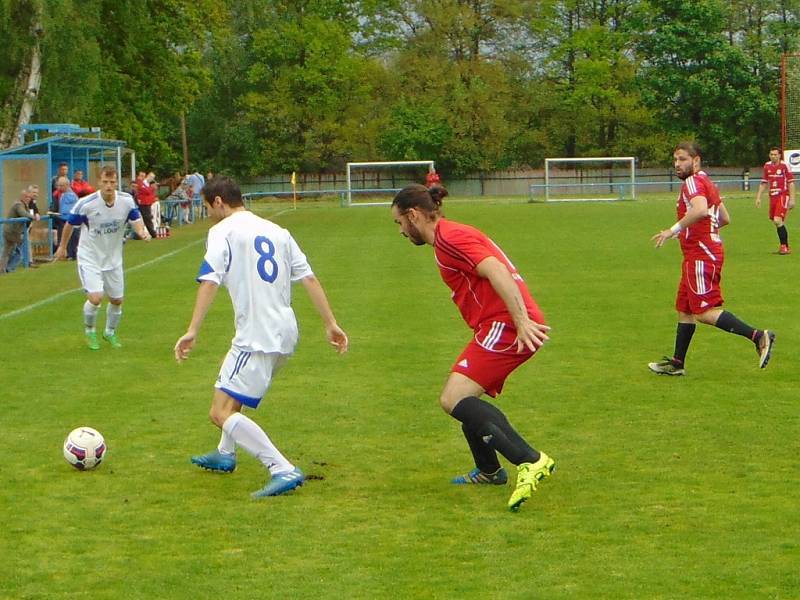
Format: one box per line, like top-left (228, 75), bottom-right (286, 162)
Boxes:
top-left (71, 170), bottom-right (96, 198)
top-left (137, 176), bottom-right (158, 206)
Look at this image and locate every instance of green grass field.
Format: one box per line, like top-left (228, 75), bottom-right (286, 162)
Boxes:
top-left (1, 193), bottom-right (798, 599)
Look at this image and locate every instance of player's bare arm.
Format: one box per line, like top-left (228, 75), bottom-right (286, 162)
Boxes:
top-left (300, 275), bottom-right (349, 354)
top-left (718, 202), bottom-right (731, 227)
top-left (175, 280), bottom-right (219, 362)
top-left (54, 222), bottom-right (74, 260)
top-left (132, 218), bottom-right (152, 241)
top-left (476, 256), bottom-right (550, 352)
top-left (755, 181), bottom-right (767, 208)
top-left (789, 181), bottom-right (796, 209)
top-left (653, 195), bottom-right (710, 247)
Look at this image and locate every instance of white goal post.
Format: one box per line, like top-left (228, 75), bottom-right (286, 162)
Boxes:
top-left (541, 156), bottom-right (637, 202)
top-left (345, 160), bottom-right (435, 207)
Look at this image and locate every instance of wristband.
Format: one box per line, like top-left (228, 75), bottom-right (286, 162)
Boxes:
top-left (670, 222), bottom-right (683, 235)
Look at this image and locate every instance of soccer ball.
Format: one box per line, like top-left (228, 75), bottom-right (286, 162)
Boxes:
top-left (63, 427), bottom-right (107, 470)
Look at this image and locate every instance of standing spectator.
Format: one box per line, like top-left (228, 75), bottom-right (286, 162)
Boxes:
top-left (55, 166), bottom-right (151, 350)
top-left (186, 169), bottom-right (206, 221)
top-left (25, 185), bottom-right (41, 265)
top-left (71, 169), bottom-right (96, 198)
top-left (425, 168), bottom-right (440, 188)
top-left (135, 171), bottom-right (158, 238)
top-left (0, 188), bottom-right (34, 273)
top-left (51, 162), bottom-right (69, 199)
top-left (390, 183), bottom-right (555, 512)
top-left (755, 147), bottom-right (796, 254)
top-left (649, 141), bottom-right (775, 375)
top-left (57, 176), bottom-right (80, 259)
top-left (52, 177), bottom-right (76, 253)
top-left (174, 176), bottom-right (348, 499)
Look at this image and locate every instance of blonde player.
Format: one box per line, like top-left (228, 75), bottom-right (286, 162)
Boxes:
top-left (174, 176), bottom-right (348, 498)
top-left (55, 166), bottom-right (151, 349)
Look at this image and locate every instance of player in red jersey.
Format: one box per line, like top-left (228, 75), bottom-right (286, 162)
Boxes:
top-left (649, 141), bottom-right (775, 376)
top-left (755, 147), bottom-right (796, 254)
top-left (391, 183), bottom-right (554, 512)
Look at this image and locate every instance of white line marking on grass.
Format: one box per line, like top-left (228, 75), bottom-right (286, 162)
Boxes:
top-left (0, 209), bottom-right (295, 322)
top-left (0, 239), bottom-right (203, 321)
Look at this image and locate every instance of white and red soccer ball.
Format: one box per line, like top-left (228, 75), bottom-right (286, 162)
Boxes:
top-left (63, 427), bottom-right (107, 470)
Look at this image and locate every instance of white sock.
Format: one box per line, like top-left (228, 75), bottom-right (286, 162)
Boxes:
top-left (105, 303), bottom-right (122, 334)
top-left (222, 412), bottom-right (293, 475)
top-left (83, 300), bottom-right (99, 331)
top-left (217, 429), bottom-right (236, 456)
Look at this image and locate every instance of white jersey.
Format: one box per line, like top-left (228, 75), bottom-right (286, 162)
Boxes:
top-left (197, 210), bottom-right (313, 354)
top-left (68, 191), bottom-right (141, 271)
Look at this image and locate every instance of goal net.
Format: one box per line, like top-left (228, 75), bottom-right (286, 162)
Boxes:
top-left (345, 161), bottom-right (435, 207)
top-left (781, 53), bottom-right (800, 172)
top-left (531, 157), bottom-right (636, 202)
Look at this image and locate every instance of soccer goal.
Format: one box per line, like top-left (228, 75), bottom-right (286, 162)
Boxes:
top-left (781, 53), bottom-right (800, 173)
top-left (531, 156), bottom-right (637, 202)
top-left (345, 160), bottom-right (435, 207)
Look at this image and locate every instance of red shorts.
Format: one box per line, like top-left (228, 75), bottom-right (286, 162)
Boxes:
top-left (675, 259), bottom-right (724, 315)
top-left (451, 320), bottom-right (535, 397)
top-left (769, 195), bottom-right (790, 221)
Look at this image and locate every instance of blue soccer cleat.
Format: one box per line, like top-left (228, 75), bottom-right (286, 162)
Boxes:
top-left (452, 467), bottom-right (508, 485)
top-left (191, 450), bottom-right (236, 473)
top-left (251, 467), bottom-right (305, 498)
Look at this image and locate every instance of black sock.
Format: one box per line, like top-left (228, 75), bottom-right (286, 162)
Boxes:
top-left (777, 225), bottom-right (788, 246)
top-left (460, 423), bottom-right (502, 474)
top-left (450, 396), bottom-right (539, 465)
top-left (673, 322), bottom-right (696, 365)
top-left (715, 310), bottom-right (758, 341)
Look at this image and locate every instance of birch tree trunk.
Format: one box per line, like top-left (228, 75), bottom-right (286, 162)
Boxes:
top-left (0, 3), bottom-right (43, 149)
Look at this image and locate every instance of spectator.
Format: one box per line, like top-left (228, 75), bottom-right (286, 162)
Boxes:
top-left (166, 177), bottom-right (193, 224)
top-left (136, 171), bottom-right (158, 238)
top-left (51, 162), bottom-right (69, 200)
top-left (186, 169), bottom-right (206, 220)
top-left (57, 176), bottom-right (80, 259)
top-left (0, 188), bottom-right (34, 273)
top-left (71, 169), bottom-right (96, 198)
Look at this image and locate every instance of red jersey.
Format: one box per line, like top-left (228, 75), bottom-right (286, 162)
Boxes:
top-left (676, 171), bottom-right (724, 261)
top-left (71, 179), bottom-right (96, 198)
top-left (761, 161), bottom-right (795, 198)
top-left (426, 171), bottom-right (441, 187)
top-left (433, 218), bottom-right (544, 330)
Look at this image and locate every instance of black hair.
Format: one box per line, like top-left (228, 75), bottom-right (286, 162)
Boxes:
top-left (674, 141), bottom-right (702, 158)
top-left (392, 184), bottom-right (448, 216)
top-left (202, 175), bottom-right (242, 207)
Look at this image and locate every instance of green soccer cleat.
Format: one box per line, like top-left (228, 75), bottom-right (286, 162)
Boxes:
top-left (452, 467), bottom-right (508, 485)
top-left (647, 357), bottom-right (685, 376)
top-left (508, 452), bottom-right (555, 512)
top-left (102, 332), bottom-right (122, 349)
top-left (85, 331), bottom-right (100, 351)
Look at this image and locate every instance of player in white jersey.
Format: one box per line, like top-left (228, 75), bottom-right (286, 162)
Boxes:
top-left (174, 176), bottom-right (348, 498)
top-left (56, 166), bottom-right (151, 350)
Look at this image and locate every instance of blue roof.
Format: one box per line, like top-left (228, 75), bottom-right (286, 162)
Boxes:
top-left (0, 135), bottom-right (127, 157)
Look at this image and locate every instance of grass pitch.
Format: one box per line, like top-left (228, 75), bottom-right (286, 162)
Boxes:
top-left (1, 193), bottom-right (797, 599)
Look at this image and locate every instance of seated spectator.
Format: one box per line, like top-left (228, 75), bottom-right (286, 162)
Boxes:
top-left (0, 189), bottom-right (34, 273)
top-left (71, 170), bottom-right (96, 198)
top-left (167, 178), bottom-right (194, 224)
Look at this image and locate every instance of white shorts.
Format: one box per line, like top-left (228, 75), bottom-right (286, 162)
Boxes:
top-left (78, 263), bottom-right (124, 298)
top-left (215, 347), bottom-right (288, 408)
